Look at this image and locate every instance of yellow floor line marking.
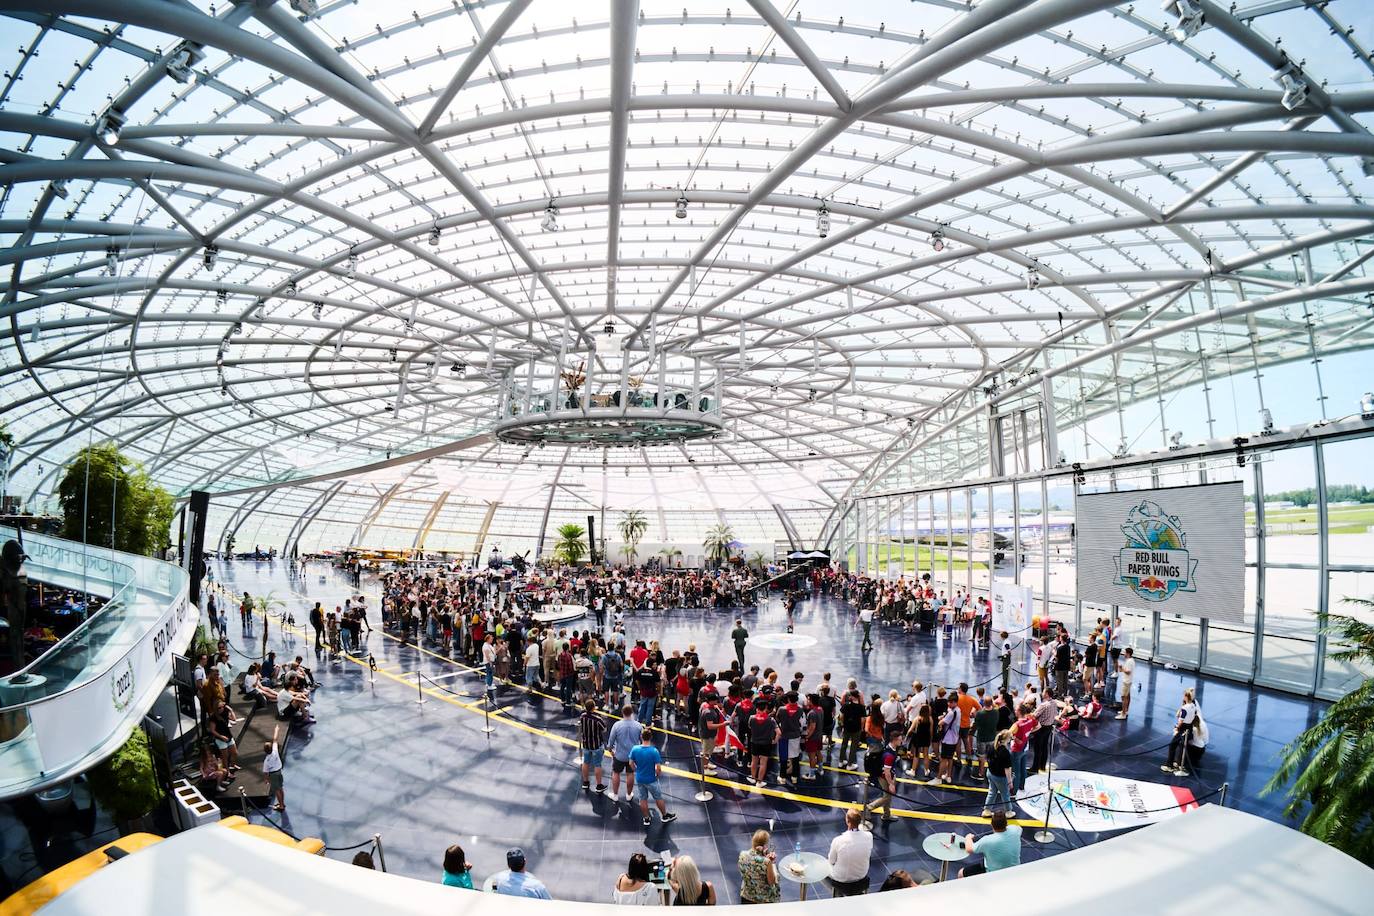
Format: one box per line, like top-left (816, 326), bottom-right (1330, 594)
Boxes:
top-left (214, 583), bottom-right (1026, 827)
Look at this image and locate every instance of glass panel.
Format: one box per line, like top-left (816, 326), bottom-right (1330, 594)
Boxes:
top-left (1261, 446), bottom-right (1319, 565)
top-left (1260, 568), bottom-right (1319, 689)
top-left (1322, 436), bottom-right (1374, 566)
top-left (1322, 570), bottom-right (1374, 698)
top-left (1157, 616), bottom-right (1202, 668)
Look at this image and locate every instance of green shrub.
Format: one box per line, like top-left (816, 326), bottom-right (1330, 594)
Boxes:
top-left (88, 728), bottom-right (164, 823)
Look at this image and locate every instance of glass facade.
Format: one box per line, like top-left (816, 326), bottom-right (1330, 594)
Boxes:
top-left (838, 430), bottom-right (1374, 700)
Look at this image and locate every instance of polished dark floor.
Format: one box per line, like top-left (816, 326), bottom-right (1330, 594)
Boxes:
top-left (205, 560), bottom-right (1324, 903)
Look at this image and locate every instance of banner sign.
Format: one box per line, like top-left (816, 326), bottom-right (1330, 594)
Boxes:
top-left (991, 580), bottom-right (1033, 634)
top-left (1019, 769), bottom-right (1199, 833)
top-left (1075, 482), bottom-right (1244, 621)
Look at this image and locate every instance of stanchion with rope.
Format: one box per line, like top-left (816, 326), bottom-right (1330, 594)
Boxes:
top-left (693, 759), bottom-right (714, 803)
top-left (372, 833), bottom-right (388, 872)
top-left (481, 691), bottom-right (496, 735)
top-left (1034, 725), bottom-right (1058, 844)
top-left (1219, 781), bottom-right (1229, 807)
top-left (367, 653), bottom-right (378, 686)
top-left (414, 670), bottom-right (427, 707)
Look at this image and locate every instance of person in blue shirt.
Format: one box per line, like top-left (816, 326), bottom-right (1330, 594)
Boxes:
top-left (441, 843), bottom-right (474, 889)
top-left (628, 727), bottom-right (678, 829)
top-left (958, 811), bottom-right (1023, 877)
top-left (492, 847), bottom-right (552, 899)
top-left (606, 705), bottom-right (641, 803)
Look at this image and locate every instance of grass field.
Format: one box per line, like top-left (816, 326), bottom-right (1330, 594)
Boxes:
top-left (868, 543), bottom-right (987, 572)
top-left (1245, 504), bottom-right (1374, 535)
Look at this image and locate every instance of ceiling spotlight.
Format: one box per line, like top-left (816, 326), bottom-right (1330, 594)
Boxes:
top-left (603, 318), bottom-right (617, 337)
top-left (231, 321), bottom-right (243, 336)
top-left (428, 224), bottom-right (441, 246)
top-left (1272, 61), bottom-right (1309, 111)
top-left (404, 316), bottom-right (415, 332)
top-left (1162, 0), bottom-right (1204, 42)
top-left (345, 250), bottom-right (357, 279)
top-left (816, 201), bottom-right (830, 238)
top-left (388, 347), bottom-right (397, 362)
top-left (542, 200), bottom-right (560, 232)
top-left (202, 245), bottom-right (218, 271)
top-left (165, 42), bottom-right (205, 83)
top-left (930, 227), bottom-right (945, 252)
top-left (220, 382), bottom-right (228, 396)
top-left (215, 288), bottom-right (228, 307)
top-left (1026, 262), bottom-right (1042, 290)
top-left (807, 387), bottom-right (817, 401)
top-left (289, 0), bottom-right (319, 15)
top-left (674, 192), bottom-right (689, 219)
top-left (312, 302), bottom-right (323, 320)
top-left (1169, 431), bottom-right (1185, 450)
top-left (284, 280), bottom-right (297, 297)
top-left (104, 245), bottom-right (118, 276)
top-left (95, 108), bottom-right (125, 146)
top-left (1260, 407), bottom-right (1275, 433)
top-left (333, 338), bottom-right (342, 357)
top-left (451, 360), bottom-right (467, 376)
top-left (50, 179), bottom-right (69, 200)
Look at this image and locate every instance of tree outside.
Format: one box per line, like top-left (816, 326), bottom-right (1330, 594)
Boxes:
top-left (56, 443), bottom-right (175, 557)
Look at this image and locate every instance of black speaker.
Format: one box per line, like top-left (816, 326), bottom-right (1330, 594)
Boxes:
top-left (186, 490), bottom-right (210, 604)
top-left (587, 514), bottom-right (596, 566)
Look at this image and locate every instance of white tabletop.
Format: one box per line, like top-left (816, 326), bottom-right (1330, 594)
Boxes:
top-left (922, 832), bottom-right (969, 863)
top-left (777, 851), bottom-right (830, 884)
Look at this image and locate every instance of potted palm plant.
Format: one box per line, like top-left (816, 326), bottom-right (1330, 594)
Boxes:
top-left (1264, 597), bottom-right (1374, 865)
top-left (552, 523), bottom-right (588, 566)
top-left (703, 524), bottom-right (736, 569)
top-left (618, 510), bottom-right (648, 567)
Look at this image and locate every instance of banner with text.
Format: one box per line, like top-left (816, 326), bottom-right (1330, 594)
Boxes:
top-left (1019, 769), bottom-right (1200, 833)
top-left (1075, 482), bottom-right (1244, 622)
top-left (991, 580), bottom-right (1034, 634)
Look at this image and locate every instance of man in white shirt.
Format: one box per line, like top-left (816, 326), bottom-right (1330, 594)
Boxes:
top-left (827, 809), bottom-right (874, 895)
top-left (523, 634), bottom-right (542, 689)
top-left (262, 725), bottom-right (285, 812)
top-left (1115, 647), bottom-right (1136, 719)
top-left (858, 607), bottom-right (875, 650)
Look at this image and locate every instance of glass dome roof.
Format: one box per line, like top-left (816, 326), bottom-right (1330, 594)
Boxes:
top-left (2, 0), bottom-right (1373, 549)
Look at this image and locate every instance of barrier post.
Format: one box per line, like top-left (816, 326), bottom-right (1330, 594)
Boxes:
top-left (1219, 782), bottom-right (1229, 807)
top-left (415, 671), bottom-right (426, 706)
top-left (1034, 728), bottom-right (1057, 844)
top-left (238, 786), bottom-right (248, 818)
top-left (694, 749), bottom-right (714, 803)
top-left (373, 834), bottom-right (388, 872)
top-left (482, 692), bottom-right (496, 735)
top-left (858, 778), bottom-right (872, 831)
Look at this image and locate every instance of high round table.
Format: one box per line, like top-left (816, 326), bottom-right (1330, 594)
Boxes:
top-left (921, 832), bottom-right (969, 882)
top-left (777, 851), bottom-right (830, 900)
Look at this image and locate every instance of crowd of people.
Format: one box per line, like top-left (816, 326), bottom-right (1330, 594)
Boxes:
top-left (209, 554), bottom-right (1212, 903)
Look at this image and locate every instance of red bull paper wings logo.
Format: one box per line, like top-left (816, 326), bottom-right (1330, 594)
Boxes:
top-left (1112, 499), bottom-right (1200, 603)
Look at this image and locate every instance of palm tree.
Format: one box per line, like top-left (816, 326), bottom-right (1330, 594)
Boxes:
top-left (618, 509), bottom-right (649, 567)
top-left (1264, 597), bottom-right (1374, 865)
top-left (748, 550), bottom-right (767, 572)
top-left (658, 546), bottom-right (683, 568)
top-left (703, 523), bottom-right (736, 568)
top-left (552, 523), bottom-right (588, 566)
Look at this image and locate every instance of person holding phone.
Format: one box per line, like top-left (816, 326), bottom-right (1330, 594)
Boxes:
top-left (737, 830), bottom-right (780, 904)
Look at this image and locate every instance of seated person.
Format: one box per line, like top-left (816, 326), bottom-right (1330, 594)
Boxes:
top-left (1055, 697), bottom-right (1081, 732)
top-left (1078, 691), bottom-right (1103, 721)
top-left (242, 663), bottom-right (278, 705)
top-left (261, 651), bottom-right (279, 686)
top-left (198, 740), bottom-right (231, 792)
top-left (277, 678), bottom-right (315, 723)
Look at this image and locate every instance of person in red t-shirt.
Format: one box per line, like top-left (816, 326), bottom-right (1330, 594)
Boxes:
top-left (629, 640), bottom-right (650, 670)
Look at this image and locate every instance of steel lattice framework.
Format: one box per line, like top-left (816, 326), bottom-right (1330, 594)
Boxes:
top-left (2, 0), bottom-right (1373, 550)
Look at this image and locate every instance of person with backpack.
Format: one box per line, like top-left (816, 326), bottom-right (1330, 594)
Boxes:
top-left (600, 644), bottom-right (625, 707)
top-left (863, 734), bottom-right (902, 826)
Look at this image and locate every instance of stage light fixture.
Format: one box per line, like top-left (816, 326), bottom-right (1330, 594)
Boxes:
top-left (284, 280), bottom-right (297, 297)
top-left (674, 192), bottom-right (688, 219)
top-left (1026, 263), bottom-right (1042, 290)
top-left (1272, 61), bottom-right (1309, 111)
top-left (816, 202), bottom-right (830, 238)
top-left (289, 0), bottom-right (319, 15)
top-left (542, 200), bottom-right (560, 232)
top-left (104, 245), bottom-right (118, 276)
top-left (1169, 431), bottom-right (1185, 450)
top-left (312, 302), bottom-right (323, 320)
top-left (95, 108), bottom-right (125, 145)
top-left (451, 361), bottom-right (467, 376)
top-left (388, 348), bottom-right (397, 362)
top-left (50, 179), bottom-right (68, 200)
top-left (202, 245), bottom-right (217, 271)
top-left (1162, 0), bottom-right (1203, 41)
top-left (166, 43), bottom-right (205, 83)
top-left (1260, 407), bottom-right (1276, 434)
top-left (345, 250), bottom-right (357, 279)
top-left (215, 288), bottom-right (228, 307)
top-left (231, 321), bottom-right (243, 336)
top-left (930, 227), bottom-right (945, 251)
top-left (428, 224), bottom-right (441, 246)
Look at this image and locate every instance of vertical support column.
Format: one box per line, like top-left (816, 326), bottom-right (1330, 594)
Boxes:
top-left (1252, 460), bottom-right (1267, 684)
top-left (1313, 441), bottom-right (1329, 695)
top-left (1041, 476), bottom-right (1050, 630)
top-left (988, 404), bottom-right (1005, 478)
top-left (1040, 355), bottom-right (1059, 468)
